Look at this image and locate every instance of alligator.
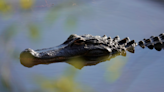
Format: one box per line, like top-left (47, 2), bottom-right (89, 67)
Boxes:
top-left (20, 33), bottom-right (164, 69)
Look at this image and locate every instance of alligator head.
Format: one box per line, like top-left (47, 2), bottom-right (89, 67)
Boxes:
top-left (20, 34), bottom-right (137, 69)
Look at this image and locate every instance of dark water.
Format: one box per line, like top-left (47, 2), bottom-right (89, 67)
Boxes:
top-left (1, 0), bottom-right (164, 92)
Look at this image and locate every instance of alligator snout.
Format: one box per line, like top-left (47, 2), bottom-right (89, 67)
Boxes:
top-left (20, 48), bottom-right (37, 67)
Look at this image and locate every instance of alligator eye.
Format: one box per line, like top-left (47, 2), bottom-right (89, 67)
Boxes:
top-left (63, 34), bottom-right (79, 44)
top-left (74, 39), bottom-right (85, 45)
top-left (68, 34), bottom-right (78, 39)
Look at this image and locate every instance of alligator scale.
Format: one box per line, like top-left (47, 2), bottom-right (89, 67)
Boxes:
top-left (20, 33), bottom-right (164, 69)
